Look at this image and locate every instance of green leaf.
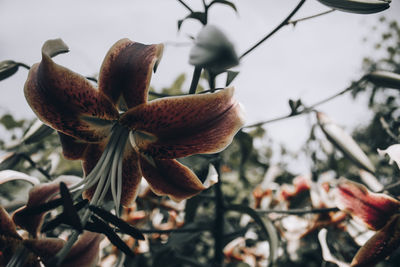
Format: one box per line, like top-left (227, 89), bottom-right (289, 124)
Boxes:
top-left (208, 0), bottom-right (238, 13)
top-left (226, 204), bottom-right (279, 266)
top-left (0, 60), bottom-right (19, 81)
top-left (21, 120), bottom-right (54, 144)
top-left (177, 12), bottom-right (207, 31)
top-left (226, 70), bottom-right (239, 86)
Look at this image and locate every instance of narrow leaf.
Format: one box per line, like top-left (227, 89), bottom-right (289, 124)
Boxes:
top-left (89, 215), bottom-right (136, 258)
top-left (226, 71), bottom-right (239, 86)
top-left (0, 60), bottom-right (19, 81)
top-left (208, 0), bottom-right (238, 13)
top-left (22, 119), bottom-right (54, 144)
top-left (59, 182), bottom-right (82, 232)
top-left (89, 205), bottom-right (144, 240)
top-left (41, 199), bottom-right (88, 232)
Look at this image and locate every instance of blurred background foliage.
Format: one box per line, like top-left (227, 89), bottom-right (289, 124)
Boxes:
top-left (1, 14), bottom-right (400, 267)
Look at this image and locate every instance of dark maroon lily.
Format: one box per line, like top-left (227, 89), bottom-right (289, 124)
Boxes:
top-left (24, 38), bottom-right (244, 213)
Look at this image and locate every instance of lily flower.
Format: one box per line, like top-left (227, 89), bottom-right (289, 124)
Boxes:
top-left (0, 205), bottom-right (102, 267)
top-left (334, 178), bottom-right (400, 266)
top-left (334, 178), bottom-right (400, 231)
top-left (24, 38), bottom-right (244, 213)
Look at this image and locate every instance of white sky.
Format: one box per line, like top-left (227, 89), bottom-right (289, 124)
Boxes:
top-left (1, 0), bottom-right (399, 173)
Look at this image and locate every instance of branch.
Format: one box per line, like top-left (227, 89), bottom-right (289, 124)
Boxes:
top-left (239, 0), bottom-right (307, 59)
top-left (177, 0), bottom-right (193, 12)
top-left (286, 9), bottom-right (335, 26)
top-left (256, 207), bottom-right (339, 215)
top-left (243, 80), bottom-right (361, 129)
top-left (19, 153), bottom-right (52, 180)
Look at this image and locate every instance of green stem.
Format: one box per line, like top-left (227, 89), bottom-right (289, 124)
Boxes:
top-left (243, 80), bottom-right (359, 129)
top-left (177, 0), bottom-right (193, 12)
top-left (239, 0), bottom-right (307, 59)
top-left (189, 67), bottom-right (202, 94)
top-left (286, 9), bottom-right (335, 26)
top-left (212, 157), bottom-right (224, 267)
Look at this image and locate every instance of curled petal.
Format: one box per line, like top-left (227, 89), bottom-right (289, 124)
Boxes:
top-left (58, 132), bottom-right (88, 160)
top-left (13, 176), bottom-right (82, 237)
top-left (378, 144), bottom-right (400, 169)
top-left (335, 178), bottom-right (400, 230)
top-left (24, 39), bottom-right (118, 142)
top-left (140, 156), bottom-right (206, 201)
top-left (0, 170), bottom-right (40, 186)
top-left (0, 206), bottom-right (21, 239)
top-left (121, 87), bottom-right (245, 158)
top-left (99, 38), bottom-right (164, 109)
top-left (24, 232), bottom-right (102, 267)
top-left (351, 214), bottom-right (400, 267)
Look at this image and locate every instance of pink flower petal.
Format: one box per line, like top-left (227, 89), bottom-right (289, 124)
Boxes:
top-left (335, 178), bottom-right (400, 230)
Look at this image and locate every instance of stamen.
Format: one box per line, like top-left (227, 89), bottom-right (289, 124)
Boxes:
top-left (111, 131), bottom-right (128, 216)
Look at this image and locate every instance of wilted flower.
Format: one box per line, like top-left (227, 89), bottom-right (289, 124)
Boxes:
top-left (24, 38), bottom-right (244, 213)
top-left (317, 0), bottom-right (391, 14)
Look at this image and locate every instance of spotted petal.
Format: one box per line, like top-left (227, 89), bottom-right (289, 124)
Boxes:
top-left (0, 206), bottom-right (21, 239)
top-left (334, 178), bottom-right (400, 230)
top-left (24, 232), bottom-right (102, 267)
top-left (58, 132), bottom-right (88, 160)
top-left (121, 87), bottom-right (245, 159)
top-left (24, 39), bottom-right (119, 142)
top-left (351, 215), bottom-right (400, 267)
top-left (139, 155), bottom-right (206, 201)
top-left (99, 38), bottom-right (163, 109)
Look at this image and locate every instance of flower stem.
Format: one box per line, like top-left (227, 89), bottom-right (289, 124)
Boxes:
top-left (239, 0), bottom-right (306, 59)
top-left (189, 67), bottom-right (202, 94)
top-left (212, 157), bottom-right (224, 266)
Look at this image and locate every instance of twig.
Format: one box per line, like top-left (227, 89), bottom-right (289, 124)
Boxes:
top-left (243, 81), bottom-right (360, 129)
top-left (212, 157), bottom-right (224, 266)
top-left (177, 0), bottom-right (193, 12)
top-left (239, 0), bottom-right (307, 59)
top-left (256, 207), bottom-right (339, 215)
top-left (379, 117), bottom-right (399, 142)
top-left (140, 227), bottom-right (211, 234)
top-left (286, 9), bottom-right (335, 25)
top-left (19, 153), bottom-right (52, 180)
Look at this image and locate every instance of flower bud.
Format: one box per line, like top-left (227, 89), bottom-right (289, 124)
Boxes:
top-left (317, 112), bottom-right (375, 173)
top-left (317, 0), bottom-right (390, 14)
top-left (364, 70), bottom-right (400, 90)
top-left (189, 25), bottom-right (238, 73)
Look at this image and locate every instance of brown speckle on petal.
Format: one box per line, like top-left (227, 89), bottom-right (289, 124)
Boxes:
top-left (140, 155), bottom-right (206, 202)
top-left (24, 40), bottom-right (118, 142)
top-left (99, 38), bottom-right (164, 109)
top-left (121, 87), bottom-right (245, 159)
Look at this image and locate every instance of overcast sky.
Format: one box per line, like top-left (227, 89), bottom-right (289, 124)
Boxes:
top-left (1, 0), bottom-right (399, 173)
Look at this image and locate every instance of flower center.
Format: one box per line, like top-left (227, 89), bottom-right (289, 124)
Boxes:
top-left (70, 123), bottom-right (129, 216)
